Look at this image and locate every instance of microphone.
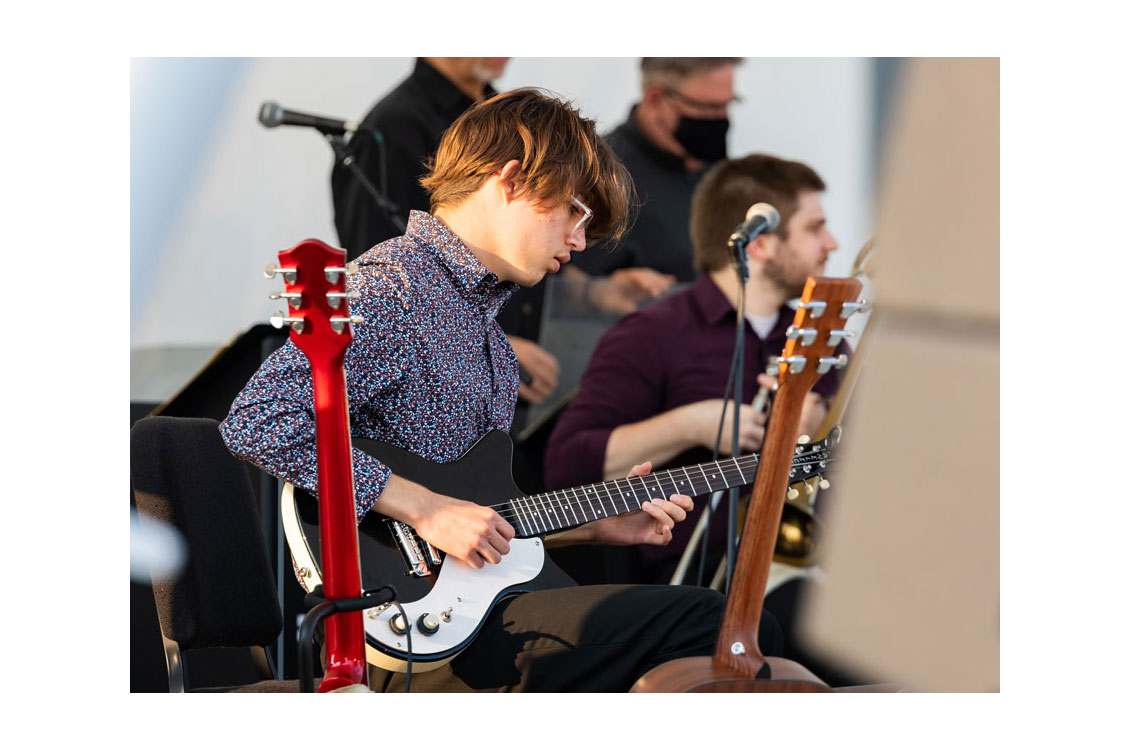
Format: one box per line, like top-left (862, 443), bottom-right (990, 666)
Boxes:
top-left (258, 101), bottom-right (365, 136)
top-left (727, 202), bottom-right (780, 248)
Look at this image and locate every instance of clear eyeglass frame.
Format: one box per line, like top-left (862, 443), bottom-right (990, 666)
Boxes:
top-left (570, 196), bottom-right (593, 237)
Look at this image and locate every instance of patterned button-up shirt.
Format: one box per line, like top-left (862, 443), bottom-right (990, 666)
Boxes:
top-left (219, 211), bottom-right (520, 520)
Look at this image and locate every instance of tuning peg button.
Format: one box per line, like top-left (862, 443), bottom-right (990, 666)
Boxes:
top-left (840, 299), bottom-right (872, 318)
top-left (326, 290), bottom-right (360, 310)
top-left (827, 329), bottom-right (854, 347)
top-left (787, 488), bottom-right (800, 500)
top-left (780, 356), bottom-right (806, 374)
top-left (819, 479), bottom-right (831, 490)
top-left (330, 315), bottom-right (366, 334)
top-left (269, 310), bottom-right (305, 334)
top-left (816, 355), bottom-right (848, 374)
top-left (325, 261), bottom-right (360, 285)
top-left (786, 326), bottom-right (818, 345)
top-left (264, 262), bottom-right (297, 283)
top-left (800, 300), bottom-right (827, 318)
top-left (269, 291), bottom-right (303, 309)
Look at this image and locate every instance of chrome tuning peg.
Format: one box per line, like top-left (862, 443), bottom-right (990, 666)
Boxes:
top-left (330, 314), bottom-right (366, 334)
top-left (799, 300), bottom-right (827, 318)
top-left (269, 290), bottom-right (303, 309)
top-left (264, 262), bottom-right (297, 283)
top-left (786, 326), bottom-right (818, 346)
top-left (826, 329), bottom-right (855, 347)
top-left (326, 290), bottom-right (360, 310)
top-left (269, 310), bottom-right (305, 333)
top-left (816, 354), bottom-right (849, 374)
top-left (779, 356), bottom-right (806, 374)
top-left (325, 261), bottom-right (360, 285)
top-left (840, 299), bottom-right (872, 318)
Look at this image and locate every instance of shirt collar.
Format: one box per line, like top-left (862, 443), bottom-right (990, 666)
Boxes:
top-left (411, 58), bottom-right (498, 120)
top-left (404, 210), bottom-right (516, 313)
top-left (691, 274), bottom-right (735, 325)
top-left (691, 274), bottom-right (794, 333)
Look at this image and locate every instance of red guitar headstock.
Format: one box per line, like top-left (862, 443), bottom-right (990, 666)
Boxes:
top-left (774, 276), bottom-right (867, 394)
top-left (265, 239), bottom-right (363, 365)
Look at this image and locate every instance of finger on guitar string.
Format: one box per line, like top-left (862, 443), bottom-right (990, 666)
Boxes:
top-left (640, 495), bottom-right (688, 529)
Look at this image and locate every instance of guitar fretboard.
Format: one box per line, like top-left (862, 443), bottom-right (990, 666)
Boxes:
top-left (502, 448), bottom-right (823, 539)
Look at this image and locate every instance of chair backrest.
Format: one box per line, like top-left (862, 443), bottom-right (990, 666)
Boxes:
top-left (130, 416), bottom-right (282, 651)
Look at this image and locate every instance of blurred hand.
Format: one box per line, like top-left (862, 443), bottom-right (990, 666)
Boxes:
top-left (508, 335), bottom-right (559, 405)
top-left (609, 267), bottom-right (677, 299)
top-left (587, 267), bottom-right (677, 315)
top-left (682, 398), bottom-right (768, 455)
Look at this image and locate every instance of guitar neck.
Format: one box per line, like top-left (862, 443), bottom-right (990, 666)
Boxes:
top-left (710, 275), bottom-right (863, 678)
top-left (310, 359), bottom-right (363, 599)
top-left (507, 454), bottom-right (763, 539)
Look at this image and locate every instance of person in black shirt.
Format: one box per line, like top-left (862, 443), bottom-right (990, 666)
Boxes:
top-left (574, 57), bottom-right (744, 289)
top-left (332, 58), bottom-right (507, 255)
top-left (331, 58), bottom-right (560, 418)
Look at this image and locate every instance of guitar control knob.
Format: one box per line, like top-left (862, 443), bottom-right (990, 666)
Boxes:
top-left (389, 613), bottom-right (411, 636)
top-left (417, 613), bottom-right (440, 636)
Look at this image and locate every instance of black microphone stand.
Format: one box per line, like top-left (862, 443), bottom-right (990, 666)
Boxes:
top-left (722, 238), bottom-right (749, 595)
top-left (324, 131), bottom-right (407, 236)
top-left (694, 238), bottom-right (750, 593)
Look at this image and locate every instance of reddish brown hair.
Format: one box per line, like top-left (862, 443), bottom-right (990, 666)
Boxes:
top-left (420, 88), bottom-right (635, 244)
top-left (690, 153), bottom-right (826, 272)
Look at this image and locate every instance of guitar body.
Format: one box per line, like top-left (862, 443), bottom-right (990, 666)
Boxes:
top-left (629, 656), bottom-right (830, 693)
top-left (284, 430), bottom-right (576, 672)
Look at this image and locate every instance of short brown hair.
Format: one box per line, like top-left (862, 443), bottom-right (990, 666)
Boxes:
top-left (640, 57), bottom-right (743, 89)
top-left (690, 153), bottom-right (826, 273)
top-left (420, 88), bottom-right (635, 245)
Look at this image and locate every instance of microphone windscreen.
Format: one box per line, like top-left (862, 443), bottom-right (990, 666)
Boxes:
top-left (745, 202), bottom-right (781, 232)
top-left (258, 101), bottom-right (283, 128)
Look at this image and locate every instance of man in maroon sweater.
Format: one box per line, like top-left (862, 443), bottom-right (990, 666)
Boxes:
top-left (545, 153), bottom-right (845, 585)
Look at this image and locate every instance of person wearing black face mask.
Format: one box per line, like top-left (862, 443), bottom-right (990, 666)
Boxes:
top-left (571, 58), bottom-right (743, 285)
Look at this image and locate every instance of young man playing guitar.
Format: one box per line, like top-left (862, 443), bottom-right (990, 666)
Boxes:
top-left (221, 88), bottom-right (781, 691)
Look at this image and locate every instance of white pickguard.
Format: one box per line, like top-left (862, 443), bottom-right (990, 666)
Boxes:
top-left (365, 537), bottom-right (545, 664)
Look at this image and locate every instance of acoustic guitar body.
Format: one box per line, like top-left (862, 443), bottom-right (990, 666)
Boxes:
top-left (630, 656), bottom-right (830, 693)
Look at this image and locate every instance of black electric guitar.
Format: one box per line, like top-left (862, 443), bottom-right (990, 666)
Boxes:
top-left (281, 428), bottom-right (840, 673)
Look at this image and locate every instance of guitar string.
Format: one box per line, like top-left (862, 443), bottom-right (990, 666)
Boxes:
top-left (494, 451), bottom-right (837, 524)
top-left (489, 454), bottom-right (839, 536)
top-left (506, 454), bottom-right (768, 530)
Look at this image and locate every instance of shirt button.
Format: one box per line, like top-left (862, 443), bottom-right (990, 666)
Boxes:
top-left (522, 303), bottom-right (533, 316)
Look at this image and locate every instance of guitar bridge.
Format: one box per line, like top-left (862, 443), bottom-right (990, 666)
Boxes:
top-left (388, 520), bottom-right (436, 577)
top-left (415, 530), bottom-right (444, 569)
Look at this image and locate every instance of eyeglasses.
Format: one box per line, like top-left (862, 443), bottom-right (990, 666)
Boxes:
top-left (570, 196), bottom-right (593, 237)
top-left (662, 87), bottom-right (740, 117)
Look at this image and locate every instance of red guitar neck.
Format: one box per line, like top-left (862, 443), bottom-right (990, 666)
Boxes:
top-left (311, 360), bottom-right (367, 690)
top-left (273, 239), bottom-right (368, 692)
